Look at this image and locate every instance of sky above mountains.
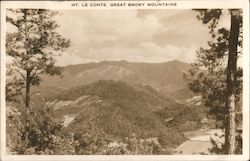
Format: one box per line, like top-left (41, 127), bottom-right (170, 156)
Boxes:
top-left (6, 9), bottom-right (231, 66)
top-left (54, 9), bottom-right (231, 66)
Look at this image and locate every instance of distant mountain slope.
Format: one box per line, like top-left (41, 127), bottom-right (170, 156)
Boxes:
top-left (38, 80), bottom-right (196, 148)
top-left (38, 60), bottom-right (194, 101)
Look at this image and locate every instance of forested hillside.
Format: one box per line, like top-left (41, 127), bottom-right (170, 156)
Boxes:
top-left (38, 60), bottom-right (195, 102)
top-left (30, 80), bottom-right (206, 154)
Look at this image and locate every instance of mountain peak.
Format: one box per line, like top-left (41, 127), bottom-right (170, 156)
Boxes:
top-left (41, 59), bottom-right (192, 91)
top-left (169, 59), bottom-right (182, 63)
top-left (163, 59), bottom-right (189, 65)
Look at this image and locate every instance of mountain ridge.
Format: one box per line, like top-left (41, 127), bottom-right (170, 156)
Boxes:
top-left (39, 79), bottom-right (201, 149)
top-left (39, 59), bottom-right (194, 101)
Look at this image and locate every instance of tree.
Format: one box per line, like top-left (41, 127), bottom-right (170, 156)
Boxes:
top-left (187, 9), bottom-right (242, 154)
top-left (6, 63), bottom-right (25, 102)
top-left (224, 10), bottom-right (242, 154)
top-left (6, 9), bottom-right (70, 109)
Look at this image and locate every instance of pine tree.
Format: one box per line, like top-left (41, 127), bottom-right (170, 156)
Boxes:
top-left (6, 9), bottom-right (70, 108)
top-left (187, 9), bottom-right (242, 154)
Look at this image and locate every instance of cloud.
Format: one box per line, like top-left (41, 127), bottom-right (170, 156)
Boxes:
top-left (6, 9), bottom-right (232, 67)
top-left (55, 10), bottom-right (163, 50)
top-left (57, 41), bottom-right (198, 65)
top-left (55, 52), bottom-right (97, 66)
top-left (53, 9), bottom-right (215, 66)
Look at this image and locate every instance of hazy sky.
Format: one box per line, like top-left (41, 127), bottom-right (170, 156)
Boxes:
top-left (9, 9), bottom-right (231, 66)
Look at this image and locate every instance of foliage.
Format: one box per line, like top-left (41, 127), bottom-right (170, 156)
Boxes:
top-left (6, 75), bottom-right (190, 155)
top-left (6, 64), bottom-right (25, 102)
top-left (157, 129), bottom-right (185, 150)
top-left (6, 104), bottom-right (23, 153)
top-left (187, 9), bottom-right (243, 154)
top-left (185, 27), bottom-right (242, 122)
top-left (186, 9), bottom-right (243, 123)
top-left (6, 9), bottom-right (70, 108)
top-left (6, 8), bottom-right (70, 82)
top-left (155, 102), bottom-right (205, 131)
top-left (208, 132), bottom-right (242, 154)
top-left (44, 133), bottom-right (76, 155)
top-left (122, 133), bottom-right (162, 155)
top-left (6, 99), bottom-right (170, 155)
top-left (50, 80), bottom-right (187, 149)
top-left (73, 132), bottom-right (163, 155)
top-left (73, 130), bottom-right (110, 155)
top-left (5, 9), bottom-right (73, 155)
top-left (6, 101), bottom-right (76, 155)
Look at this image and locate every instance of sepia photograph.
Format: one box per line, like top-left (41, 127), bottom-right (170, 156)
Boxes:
top-left (0, 0), bottom-right (249, 161)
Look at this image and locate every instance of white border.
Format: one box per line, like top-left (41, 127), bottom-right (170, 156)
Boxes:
top-left (0, 1), bottom-right (249, 161)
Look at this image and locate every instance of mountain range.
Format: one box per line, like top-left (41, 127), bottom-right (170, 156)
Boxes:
top-left (31, 60), bottom-right (205, 151)
top-left (39, 60), bottom-right (195, 102)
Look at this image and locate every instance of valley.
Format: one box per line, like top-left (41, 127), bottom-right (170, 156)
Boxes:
top-left (30, 60), bottom-right (211, 154)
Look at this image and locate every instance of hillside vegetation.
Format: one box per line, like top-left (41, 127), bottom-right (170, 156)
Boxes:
top-left (34, 80), bottom-right (205, 152)
top-left (38, 60), bottom-right (194, 102)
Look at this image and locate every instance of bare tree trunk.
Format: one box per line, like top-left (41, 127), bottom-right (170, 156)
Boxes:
top-left (25, 70), bottom-right (31, 109)
top-left (225, 10), bottom-right (240, 154)
top-left (23, 9), bottom-right (31, 110)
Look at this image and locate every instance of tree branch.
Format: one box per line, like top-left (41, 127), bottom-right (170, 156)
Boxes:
top-left (15, 70), bottom-right (26, 79)
top-left (30, 91), bottom-right (41, 96)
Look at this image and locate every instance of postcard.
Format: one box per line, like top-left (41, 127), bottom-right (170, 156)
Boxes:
top-left (1, 0), bottom-right (249, 161)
